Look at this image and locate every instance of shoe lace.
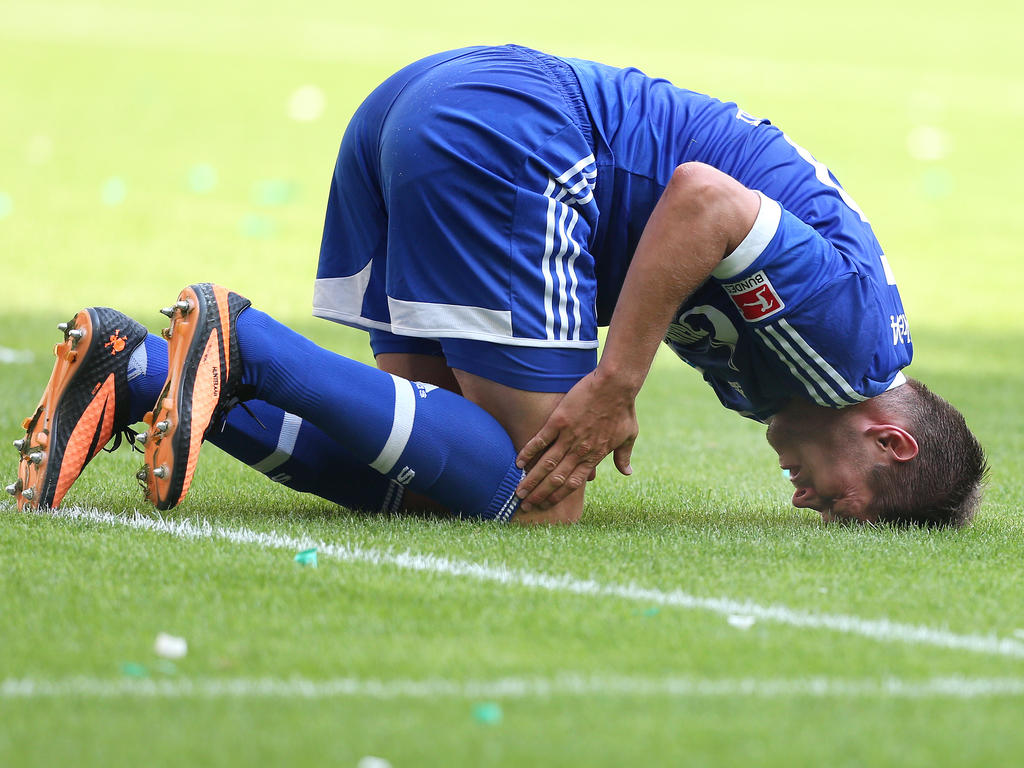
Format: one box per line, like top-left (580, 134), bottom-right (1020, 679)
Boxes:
top-left (103, 427), bottom-right (144, 454)
top-left (214, 386), bottom-right (265, 434)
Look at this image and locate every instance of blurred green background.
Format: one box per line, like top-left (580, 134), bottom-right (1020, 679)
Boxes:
top-left (2, 0), bottom-right (1021, 332)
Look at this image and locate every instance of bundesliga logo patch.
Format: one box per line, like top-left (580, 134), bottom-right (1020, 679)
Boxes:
top-left (722, 270), bottom-right (785, 321)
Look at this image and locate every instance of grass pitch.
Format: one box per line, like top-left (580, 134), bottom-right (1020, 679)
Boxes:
top-left (2, 0), bottom-right (1023, 765)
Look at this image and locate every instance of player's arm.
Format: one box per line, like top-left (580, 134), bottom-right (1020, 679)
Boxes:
top-left (515, 162), bottom-right (761, 508)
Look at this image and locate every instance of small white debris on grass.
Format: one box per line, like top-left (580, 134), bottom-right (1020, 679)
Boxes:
top-left (100, 176), bottom-right (127, 207)
top-left (0, 347), bottom-right (33, 364)
top-left (287, 85), bottom-right (326, 122)
top-left (27, 134), bottom-right (53, 165)
top-left (907, 125), bottom-right (951, 162)
top-left (357, 757), bottom-right (392, 768)
top-left (727, 614), bottom-right (756, 631)
top-left (154, 632), bottom-right (188, 659)
top-left (187, 163), bottom-right (218, 194)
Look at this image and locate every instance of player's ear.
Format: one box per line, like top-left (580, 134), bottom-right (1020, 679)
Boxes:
top-left (865, 424), bottom-right (918, 462)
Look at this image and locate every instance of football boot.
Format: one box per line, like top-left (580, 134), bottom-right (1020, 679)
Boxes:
top-left (138, 283), bottom-right (251, 510)
top-left (7, 308), bottom-right (148, 511)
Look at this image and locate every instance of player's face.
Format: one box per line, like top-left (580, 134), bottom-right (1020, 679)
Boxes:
top-left (765, 403), bottom-right (879, 524)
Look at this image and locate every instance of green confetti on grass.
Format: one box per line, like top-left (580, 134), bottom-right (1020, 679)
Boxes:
top-left (472, 702), bottom-right (503, 725)
top-left (252, 179), bottom-right (297, 206)
top-left (101, 177), bottom-right (127, 206)
top-left (240, 213), bottom-right (275, 239)
top-left (119, 662), bottom-right (149, 678)
top-left (187, 163), bottom-right (218, 194)
top-left (294, 548), bottom-right (318, 567)
top-left (920, 168), bottom-right (954, 200)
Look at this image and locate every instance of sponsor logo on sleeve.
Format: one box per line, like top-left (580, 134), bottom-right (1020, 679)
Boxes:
top-left (722, 270), bottom-right (785, 321)
top-left (890, 313), bottom-right (911, 345)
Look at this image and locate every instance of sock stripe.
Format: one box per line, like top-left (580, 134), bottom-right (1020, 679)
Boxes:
top-left (251, 413), bottom-right (303, 473)
top-left (369, 375), bottom-right (416, 475)
top-left (126, 340), bottom-right (148, 382)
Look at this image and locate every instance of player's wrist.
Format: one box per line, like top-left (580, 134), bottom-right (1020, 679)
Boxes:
top-left (592, 358), bottom-right (645, 399)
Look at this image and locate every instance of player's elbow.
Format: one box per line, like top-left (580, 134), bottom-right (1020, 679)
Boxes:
top-left (664, 162), bottom-right (733, 218)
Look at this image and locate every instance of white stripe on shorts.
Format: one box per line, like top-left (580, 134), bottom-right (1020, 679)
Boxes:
top-left (542, 156), bottom-right (597, 341)
top-left (312, 260), bottom-right (373, 316)
top-left (542, 178), bottom-right (558, 340)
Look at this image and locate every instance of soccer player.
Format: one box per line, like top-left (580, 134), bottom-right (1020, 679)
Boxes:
top-left (8, 45), bottom-right (986, 526)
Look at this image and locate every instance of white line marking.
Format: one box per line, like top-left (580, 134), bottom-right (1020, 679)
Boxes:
top-left (3, 675), bottom-right (1024, 700)
top-left (17, 505), bottom-right (1024, 660)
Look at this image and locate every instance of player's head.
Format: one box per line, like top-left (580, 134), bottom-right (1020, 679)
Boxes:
top-left (766, 379), bottom-right (987, 527)
top-left (862, 378), bottom-right (987, 526)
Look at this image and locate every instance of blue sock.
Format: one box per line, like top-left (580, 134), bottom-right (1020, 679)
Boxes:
top-left (125, 332), bottom-right (394, 512)
top-left (126, 333), bottom-right (169, 424)
top-left (210, 400), bottom-right (396, 512)
top-left (235, 307), bottom-right (523, 521)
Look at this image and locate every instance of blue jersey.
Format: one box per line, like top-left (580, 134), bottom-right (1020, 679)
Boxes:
top-left (316, 46), bottom-right (912, 416)
top-left (565, 56), bottom-right (912, 420)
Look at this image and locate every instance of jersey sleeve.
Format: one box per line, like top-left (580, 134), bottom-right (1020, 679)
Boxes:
top-left (710, 193), bottom-right (912, 406)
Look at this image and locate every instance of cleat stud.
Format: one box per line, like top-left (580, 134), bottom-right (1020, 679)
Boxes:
top-left (136, 468), bottom-right (149, 481)
top-left (36, 432), bottom-right (48, 447)
top-left (135, 431), bottom-right (149, 445)
top-left (63, 350), bottom-right (78, 363)
top-left (160, 307), bottom-right (175, 317)
top-left (5, 483), bottom-right (17, 496)
top-left (57, 322), bottom-right (69, 332)
top-left (156, 420), bottom-right (170, 433)
top-left (21, 487), bottom-right (35, 501)
top-left (160, 327), bottom-right (172, 340)
top-left (153, 466), bottom-right (168, 479)
top-left (28, 451), bottom-right (45, 465)
top-left (174, 299), bottom-right (193, 313)
top-left (68, 328), bottom-right (86, 340)
top-left (13, 438), bottom-right (25, 451)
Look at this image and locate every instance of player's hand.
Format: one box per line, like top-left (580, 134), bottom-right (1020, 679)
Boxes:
top-left (515, 370), bottom-right (638, 508)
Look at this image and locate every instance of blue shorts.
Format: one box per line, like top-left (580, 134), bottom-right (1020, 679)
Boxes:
top-left (313, 45), bottom-right (601, 392)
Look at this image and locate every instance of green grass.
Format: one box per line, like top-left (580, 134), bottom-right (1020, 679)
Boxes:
top-left (2, 0), bottom-right (1024, 765)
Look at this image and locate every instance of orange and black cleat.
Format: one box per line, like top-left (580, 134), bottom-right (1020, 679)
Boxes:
top-left (7, 308), bottom-right (148, 511)
top-left (138, 283), bottom-right (251, 510)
